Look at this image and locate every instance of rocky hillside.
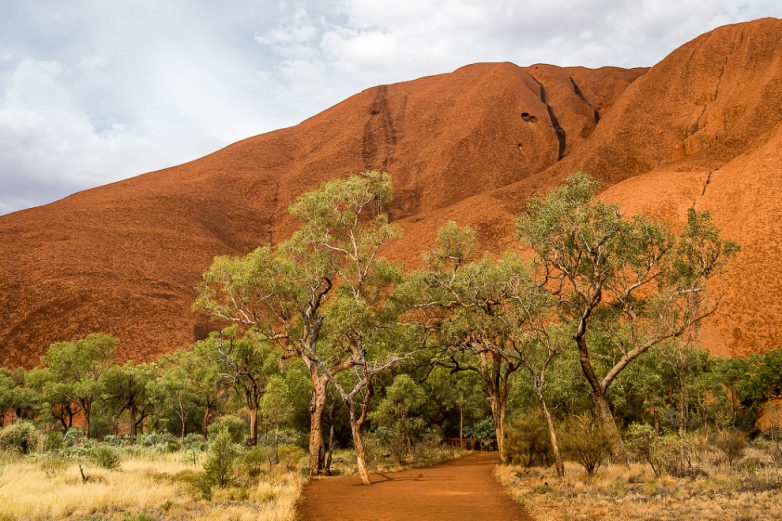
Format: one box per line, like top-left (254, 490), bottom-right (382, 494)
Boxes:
top-left (1, 18), bottom-right (780, 366)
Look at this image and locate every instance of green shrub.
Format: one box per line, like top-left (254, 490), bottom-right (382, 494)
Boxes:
top-left (0, 420), bottom-right (41, 454)
top-left (649, 434), bottom-right (687, 476)
top-left (183, 433), bottom-right (206, 451)
top-left (136, 432), bottom-right (172, 448)
top-left (506, 414), bottom-right (553, 467)
top-left (238, 445), bottom-right (274, 475)
top-left (713, 428), bottom-right (747, 467)
top-left (62, 427), bottom-right (86, 447)
top-left (103, 434), bottom-right (132, 446)
top-left (91, 445), bottom-right (121, 470)
top-left (207, 416), bottom-right (245, 445)
top-left (43, 430), bottom-right (63, 452)
top-left (625, 423), bottom-right (659, 475)
top-left (203, 428), bottom-right (239, 488)
top-left (559, 414), bottom-right (609, 475)
top-left (276, 444), bottom-right (306, 470)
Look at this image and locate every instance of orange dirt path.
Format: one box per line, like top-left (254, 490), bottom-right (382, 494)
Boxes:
top-left (297, 454), bottom-right (532, 521)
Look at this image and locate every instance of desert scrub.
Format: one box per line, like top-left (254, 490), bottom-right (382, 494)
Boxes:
top-left (0, 448), bottom-right (304, 521)
top-left (0, 421), bottom-right (41, 454)
top-left (91, 445), bottom-right (121, 470)
top-left (202, 428), bottom-right (239, 489)
top-left (559, 414), bottom-right (610, 475)
top-left (713, 428), bottom-right (748, 467)
top-left (495, 459), bottom-right (782, 521)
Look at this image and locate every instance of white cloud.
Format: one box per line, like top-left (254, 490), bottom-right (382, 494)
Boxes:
top-left (1, 0), bottom-right (781, 214)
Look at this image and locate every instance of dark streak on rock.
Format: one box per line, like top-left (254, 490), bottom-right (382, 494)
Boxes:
top-left (529, 74), bottom-right (567, 160)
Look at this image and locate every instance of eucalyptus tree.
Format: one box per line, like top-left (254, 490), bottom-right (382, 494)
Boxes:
top-left (290, 171), bottom-right (412, 484)
top-left (0, 368), bottom-right (38, 422)
top-left (100, 362), bottom-right (157, 436)
top-left (511, 320), bottom-right (568, 477)
top-left (155, 348), bottom-right (224, 441)
top-left (193, 328), bottom-right (276, 445)
top-left (0, 369), bottom-right (17, 426)
top-left (516, 172), bottom-right (738, 459)
top-left (195, 170), bottom-right (404, 479)
top-left (407, 222), bottom-right (544, 463)
top-left (28, 333), bottom-right (117, 437)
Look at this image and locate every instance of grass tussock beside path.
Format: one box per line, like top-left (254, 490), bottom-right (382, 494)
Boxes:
top-left (495, 459), bottom-right (782, 521)
top-left (0, 451), bottom-right (301, 521)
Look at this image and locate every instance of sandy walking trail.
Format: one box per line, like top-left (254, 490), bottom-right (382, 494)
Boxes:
top-left (297, 453), bottom-right (532, 520)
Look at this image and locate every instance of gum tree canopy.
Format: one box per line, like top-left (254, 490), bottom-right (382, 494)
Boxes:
top-left (516, 173), bottom-right (738, 460)
top-left (195, 170), bottom-right (410, 481)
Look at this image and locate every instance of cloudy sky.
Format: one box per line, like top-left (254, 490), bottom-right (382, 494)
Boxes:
top-left (1, 1), bottom-right (779, 214)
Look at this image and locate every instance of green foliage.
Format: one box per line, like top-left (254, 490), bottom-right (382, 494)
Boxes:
top-left (31, 334), bottom-right (117, 437)
top-left (464, 417), bottom-right (496, 439)
top-left (713, 428), bottom-right (747, 467)
top-left (261, 376), bottom-right (293, 434)
top-left (100, 362), bottom-right (157, 436)
top-left (506, 414), bottom-right (552, 467)
top-left (62, 427), bottom-right (87, 447)
top-left (559, 414), bottom-right (610, 475)
top-left (276, 444), bottom-right (306, 470)
top-left (370, 375), bottom-right (427, 461)
top-left (194, 328), bottom-right (276, 445)
top-left (650, 434), bottom-right (694, 477)
top-left (625, 423), bottom-right (656, 461)
top-left (238, 445), bottom-right (274, 476)
top-left (0, 420), bottom-right (41, 454)
top-left (207, 415), bottom-right (246, 445)
top-left (91, 445), bottom-right (121, 470)
top-left (203, 428), bottom-right (239, 488)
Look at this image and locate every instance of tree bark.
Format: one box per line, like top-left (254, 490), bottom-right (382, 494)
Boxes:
top-left (247, 407), bottom-right (258, 446)
top-left (202, 404), bottom-right (211, 439)
top-left (593, 389), bottom-right (625, 461)
top-left (325, 402), bottom-right (335, 475)
top-left (129, 405), bottom-right (138, 437)
top-left (178, 394), bottom-right (186, 442)
top-left (575, 334), bottom-right (626, 461)
top-left (349, 406), bottom-right (371, 485)
top-left (308, 375), bottom-right (328, 477)
top-left (537, 391), bottom-right (564, 477)
top-left (489, 393), bottom-right (508, 462)
top-left (83, 406), bottom-right (91, 439)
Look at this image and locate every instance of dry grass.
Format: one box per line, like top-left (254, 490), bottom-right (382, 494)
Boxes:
top-left (0, 450), bottom-right (301, 521)
top-left (495, 457), bottom-right (782, 521)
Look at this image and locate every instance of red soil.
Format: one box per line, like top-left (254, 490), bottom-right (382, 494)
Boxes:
top-left (297, 454), bottom-right (531, 521)
top-left (1, 18), bottom-right (781, 366)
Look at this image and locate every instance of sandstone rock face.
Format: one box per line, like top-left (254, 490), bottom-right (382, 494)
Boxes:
top-left (1, 18), bottom-right (780, 366)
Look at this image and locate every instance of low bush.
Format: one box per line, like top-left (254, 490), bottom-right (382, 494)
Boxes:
top-left (276, 444), bottom-right (306, 470)
top-left (507, 414), bottom-right (553, 467)
top-left (203, 428), bottom-right (239, 488)
top-left (183, 433), bottom-right (206, 451)
top-left (43, 430), bottom-right (63, 452)
top-left (238, 445), bottom-right (274, 477)
top-left (136, 432), bottom-right (173, 448)
top-left (207, 416), bottom-right (245, 445)
top-left (0, 421), bottom-right (41, 454)
top-left (91, 445), bottom-right (122, 470)
top-left (62, 427), bottom-right (86, 447)
top-left (559, 414), bottom-right (609, 475)
top-left (713, 428), bottom-right (747, 467)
